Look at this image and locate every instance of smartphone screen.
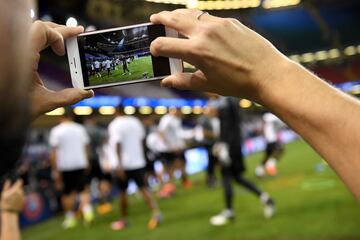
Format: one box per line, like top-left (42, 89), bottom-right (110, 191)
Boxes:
top-left (77, 24), bottom-right (171, 87)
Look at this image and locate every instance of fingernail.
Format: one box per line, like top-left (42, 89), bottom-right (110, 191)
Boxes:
top-left (150, 14), bottom-right (156, 21)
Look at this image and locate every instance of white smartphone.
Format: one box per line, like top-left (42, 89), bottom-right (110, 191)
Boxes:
top-left (66, 23), bottom-right (183, 89)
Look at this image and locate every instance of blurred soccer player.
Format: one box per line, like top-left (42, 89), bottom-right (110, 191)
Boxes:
top-left (94, 60), bottom-right (101, 78)
top-left (122, 58), bottom-right (130, 75)
top-left (105, 59), bottom-right (112, 77)
top-left (108, 107), bottom-right (161, 231)
top-left (142, 116), bottom-right (165, 190)
top-left (197, 105), bottom-right (220, 187)
top-left (49, 109), bottom-right (94, 229)
top-left (255, 112), bottom-right (285, 177)
top-left (84, 114), bottom-right (113, 215)
top-left (210, 97), bottom-right (275, 226)
top-left (158, 107), bottom-right (192, 192)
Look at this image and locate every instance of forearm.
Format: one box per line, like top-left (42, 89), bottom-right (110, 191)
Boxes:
top-left (259, 59), bottom-right (360, 199)
top-left (1, 212), bottom-right (20, 240)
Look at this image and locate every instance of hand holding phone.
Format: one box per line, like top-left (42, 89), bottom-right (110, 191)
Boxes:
top-left (66, 23), bottom-right (183, 89)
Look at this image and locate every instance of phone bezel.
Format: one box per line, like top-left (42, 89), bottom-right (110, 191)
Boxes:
top-left (66, 23), bottom-right (183, 90)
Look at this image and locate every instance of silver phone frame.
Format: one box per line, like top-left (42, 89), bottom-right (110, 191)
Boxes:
top-left (66, 23), bottom-right (183, 90)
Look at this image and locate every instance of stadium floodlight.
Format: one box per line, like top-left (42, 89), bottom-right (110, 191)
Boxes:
top-left (328, 49), bottom-right (341, 59)
top-left (289, 54), bottom-right (300, 62)
top-left (186, 0), bottom-right (198, 8)
top-left (155, 106), bottom-right (167, 115)
top-left (315, 51), bottom-right (328, 61)
top-left (239, 99), bottom-right (252, 108)
top-left (124, 106), bottom-right (136, 115)
top-left (66, 17), bottom-right (78, 27)
top-left (86, 25), bottom-right (97, 32)
top-left (263, 0), bottom-right (301, 9)
top-left (344, 46), bottom-right (356, 56)
top-left (30, 9), bottom-right (35, 19)
top-left (181, 106), bottom-right (192, 115)
top-left (45, 107), bottom-right (65, 116)
top-left (145, 0), bottom-right (261, 10)
top-left (99, 106), bottom-right (116, 115)
top-left (73, 106), bottom-right (93, 115)
top-left (139, 106), bottom-right (153, 115)
top-left (301, 53), bottom-right (315, 63)
top-left (193, 106), bottom-right (203, 115)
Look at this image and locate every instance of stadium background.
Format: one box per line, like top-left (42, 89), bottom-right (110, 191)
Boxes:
top-left (21, 0), bottom-right (360, 239)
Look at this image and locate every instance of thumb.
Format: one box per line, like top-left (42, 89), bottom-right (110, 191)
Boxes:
top-left (161, 70), bottom-right (207, 91)
top-left (2, 180), bottom-right (11, 191)
top-left (13, 179), bottom-right (23, 191)
top-left (53, 88), bottom-right (94, 108)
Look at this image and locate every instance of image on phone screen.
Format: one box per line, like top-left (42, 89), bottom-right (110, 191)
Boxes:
top-left (77, 25), bottom-right (166, 88)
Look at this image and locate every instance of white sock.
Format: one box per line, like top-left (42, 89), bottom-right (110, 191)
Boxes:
top-left (260, 193), bottom-right (270, 204)
top-left (65, 211), bottom-right (75, 219)
top-left (82, 204), bottom-right (93, 214)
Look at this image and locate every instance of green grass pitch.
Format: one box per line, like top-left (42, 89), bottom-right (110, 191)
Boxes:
top-left (89, 56), bottom-right (154, 86)
top-left (23, 140), bottom-right (360, 240)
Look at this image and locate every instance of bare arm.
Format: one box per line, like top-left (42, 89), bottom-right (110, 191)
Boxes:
top-left (1, 180), bottom-right (24, 240)
top-left (260, 61), bottom-right (360, 199)
top-left (1, 212), bottom-right (20, 240)
top-left (150, 9), bottom-right (360, 200)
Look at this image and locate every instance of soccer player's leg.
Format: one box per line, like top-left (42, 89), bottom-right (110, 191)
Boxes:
top-left (132, 168), bottom-right (162, 230)
top-left (76, 169), bottom-right (94, 226)
top-left (60, 171), bottom-right (78, 229)
top-left (111, 174), bottom-right (129, 231)
top-left (210, 166), bottom-right (235, 226)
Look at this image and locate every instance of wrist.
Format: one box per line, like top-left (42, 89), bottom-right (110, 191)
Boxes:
top-left (254, 56), bottom-right (297, 106)
top-left (1, 209), bottom-right (20, 216)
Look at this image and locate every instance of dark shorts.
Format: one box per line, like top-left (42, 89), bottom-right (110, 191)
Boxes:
top-left (266, 142), bottom-right (282, 156)
top-left (88, 163), bottom-right (112, 183)
top-left (118, 168), bottom-right (147, 192)
top-left (160, 151), bottom-right (186, 166)
top-left (61, 169), bottom-right (87, 194)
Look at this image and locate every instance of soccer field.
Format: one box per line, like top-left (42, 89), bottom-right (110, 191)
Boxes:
top-left (23, 140), bottom-right (360, 240)
top-left (89, 56), bottom-right (154, 86)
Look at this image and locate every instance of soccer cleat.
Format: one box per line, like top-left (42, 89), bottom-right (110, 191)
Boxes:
top-left (148, 213), bottom-right (163, 230)
top-left (255, 165), bottom-right (266, 177)
top-left (62, 217), bottom-right (78, 229)
top-left (83, 205), bottom-right (95, 226)
top-left (182, 179), bottom-right (193, 189)
top-left (111, 219), bottom-right (127, 231)
top-left (97, 203), bottom-right (113, 215)
top-left (265, 158), bottom-right (278, 176)
top-left (260, 193), bottom-right (275, 219)
top-left (209, 209), bottom-right (234, 226)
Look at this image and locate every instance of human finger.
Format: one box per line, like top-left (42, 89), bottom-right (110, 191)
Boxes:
top-left (150, 10), bottom-right (199, 37)
top-left (2, 180), bottom-right (11, 191)
top-left (161, 71), bottom-right (207, 91)
top-left (54, 25), bottom-right (84, 40)
top-left (13, 179), bottom-right (24, 190)
top-left (52, 88), bottom-right (94, 108)
top-left (150, 37), bottom-right (196, 64)
top-left (46, 28), bottom-right (66, 56)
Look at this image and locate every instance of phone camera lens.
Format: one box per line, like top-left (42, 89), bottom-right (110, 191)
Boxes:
top-left (75, 71), bottom-right (78, 74)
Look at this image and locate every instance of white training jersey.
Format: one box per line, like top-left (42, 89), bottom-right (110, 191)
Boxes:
top-left (158, 114), bottom-right (185, 151)
top-left (94, 61), bottom-right (100, 69)
top-left (263, 112), bottom-right (279, 143)
top-left (49, 122), bottom-right (89, 171)
top-left (108, 116), bottom-right (146, 170)
top-left (106, 60), bottom-right (111, 69)
top-left (146, 131), bottom-right (168, 153)
top-left (99, 142), bottom-right (119, 171)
